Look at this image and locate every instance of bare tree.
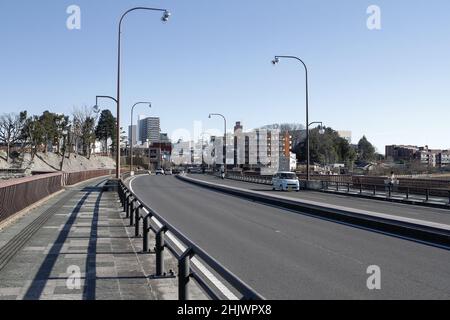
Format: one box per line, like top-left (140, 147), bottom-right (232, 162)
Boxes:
top-left (72, 106), bottom-right (97, 158)
top-left (0, 113), bottom-right (26, 163)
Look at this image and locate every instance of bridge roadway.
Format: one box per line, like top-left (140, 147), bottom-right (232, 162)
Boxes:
top-left (130, 175), bottom-right (450, 300)
top-left (190, 175), bottom-right (450, 225)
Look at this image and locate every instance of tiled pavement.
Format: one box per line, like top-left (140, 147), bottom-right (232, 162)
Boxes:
top-left (0, 177), bottom-right (206, 300)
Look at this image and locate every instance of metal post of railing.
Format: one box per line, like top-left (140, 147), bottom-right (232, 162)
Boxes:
top-left (155, 227), bottom-right (167, 276)
top-left (373, 185), bottom-right (376, 196)
top-left (426, 189), bottom-right (429, 202)
top-left (448, 191), bottom-right (450, 205)
top-left (347, 183), bottom-right (350, 193)
top-left (336, 182), bottom-right (339, 192)
top-left (178, 249), bottom-right (192, 300)
top-left (143, 215), bottom-right (150, 253)
top-left (406, 188), bottom-right (410, 200)
top-left (388, 185), bottom-right (392, 198)
top-left (122, 187), bottom-right (127, 207)
top-left (360, 184), bottom-right (363, 194)
top-left (119, 185), bottom-right (123, 205)
top-left (129, 198), bottom-right (135, 225)
top-left (125, 193), bottom-right (130, 216)
top-left (134, 204), bottom-right (141, 237)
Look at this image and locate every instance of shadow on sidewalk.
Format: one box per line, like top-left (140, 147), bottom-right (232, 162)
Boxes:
top-left (23, 182), bottom-right (103, 300)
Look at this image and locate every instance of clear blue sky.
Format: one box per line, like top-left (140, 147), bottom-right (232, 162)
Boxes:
top-left (1, 0), bottom-right (449, 153)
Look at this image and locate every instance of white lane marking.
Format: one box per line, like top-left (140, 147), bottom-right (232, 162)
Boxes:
top-left (129, 176), bottom-right (137, 193)
top-left (191, 257), bottom-right (238, 300)
top-left (133, 179), bottom-right (238, 300)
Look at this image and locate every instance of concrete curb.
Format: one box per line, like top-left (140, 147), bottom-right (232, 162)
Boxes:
top-left (177, 175), bottom-right (450, 249)
top-left (319, 188), bottom-right (450, 210)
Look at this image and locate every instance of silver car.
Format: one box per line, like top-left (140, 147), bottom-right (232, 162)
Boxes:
top-left (272, 172), bottom-right (300, 192)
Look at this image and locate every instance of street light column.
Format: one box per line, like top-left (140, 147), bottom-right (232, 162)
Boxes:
top-left (272, 56), bottom-right (310, 180)
top-left (95, 95), bottom-right (118, 158)
top-left (116, 7), bottom-right (170, 179)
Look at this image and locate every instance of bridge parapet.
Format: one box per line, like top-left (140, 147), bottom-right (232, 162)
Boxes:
top-left (0, 169), bottom-right (114, 225)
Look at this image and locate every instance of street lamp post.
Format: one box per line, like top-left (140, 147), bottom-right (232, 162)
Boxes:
top-left (272, 55), bottom-right (312, 181)
top-left (60, 127), bottom-right (69, 172)
top-left (116, 7), bottom-right (171, 179)
top-left (208, 114), bottom-right (227, 176)
top-left (95, 95), bottom-right (118, 159)
top-left (309, 122), bottom-right (325, 134)
top-left (130, 102), bottom-right (151, 174)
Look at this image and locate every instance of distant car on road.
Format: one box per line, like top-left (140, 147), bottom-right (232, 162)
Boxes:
top-left (188, 167), bottom-right (203, 174)
top-left (165, 169), bottom-right (173, 175)
top-left (155, 168), bottom-right (165, 175)
top-left (272, 172), bottom-right (300, 192)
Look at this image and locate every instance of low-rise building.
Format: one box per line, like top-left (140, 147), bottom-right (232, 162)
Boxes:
top-left (385, 145), bottom-right (450, 167)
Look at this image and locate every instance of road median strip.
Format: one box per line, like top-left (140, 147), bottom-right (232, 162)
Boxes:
top-left (176, 175), bottom-right (450, 249)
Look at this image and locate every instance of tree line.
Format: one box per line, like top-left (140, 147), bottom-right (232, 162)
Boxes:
top-left (0, 107), bottom-right (117, 163)
top-left (294, 127), bottom-right (379, 169)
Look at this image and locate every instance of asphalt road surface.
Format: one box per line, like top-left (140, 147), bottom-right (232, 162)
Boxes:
top-left (130, 175), bottom-right (450, 300)
top-left (191, 174), bottom-right (450, 226)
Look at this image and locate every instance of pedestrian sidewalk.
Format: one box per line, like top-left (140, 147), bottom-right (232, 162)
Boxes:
top-left (0, 177), bottom-right (192, 300)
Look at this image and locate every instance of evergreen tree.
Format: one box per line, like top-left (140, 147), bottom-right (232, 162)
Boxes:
top-left (357, 136), bottom-right (376, 162)
top-left (295, 127), bottom-right (356, 168)
top-left (95, 110), bottom-right (116, 155)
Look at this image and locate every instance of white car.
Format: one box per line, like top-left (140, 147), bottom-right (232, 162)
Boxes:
top-left (272, 172), bottom-right (300, 192)
top-left (155, 168), bottom-right (165, 175)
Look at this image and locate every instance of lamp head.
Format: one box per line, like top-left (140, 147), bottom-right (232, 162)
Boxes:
top-left (319, 126), bottom-right (326, 135)
top-left (272, 57), bottom-right (280, 65)
top-left (162, 11), bottom-right (171, 22)
top-left (208, 114), bottom-right (212, 119)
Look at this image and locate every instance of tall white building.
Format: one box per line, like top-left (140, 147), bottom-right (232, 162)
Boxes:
top-left (128, 125), bottom-right (137, 146)
top-left (337, 131), bottom-right (352, 144)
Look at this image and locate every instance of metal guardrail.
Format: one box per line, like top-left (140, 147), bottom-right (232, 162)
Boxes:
top-left (320, 181), bottom-right (450, 205)
top-left (225, 174), bottom-right (450, 205)
top-left (225, 174), bottom-right (272, 185)
top-left (118, 180), bottom-right (264, 301)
